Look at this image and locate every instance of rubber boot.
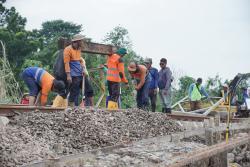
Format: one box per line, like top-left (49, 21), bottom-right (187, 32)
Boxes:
top-left (29, 96), bottom-right (36, 106)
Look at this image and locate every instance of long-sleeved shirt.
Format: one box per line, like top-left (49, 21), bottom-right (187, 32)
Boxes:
top-left (64, 45), bottom-right (84, 77)
top-left (158, 67), bottom-right (172, 90)
top-left (23, 67), bottom-right (54, 105)
top-left (148, 67), bottom-right (158, 89)
top-left (188, 83), bottom-right (209, 100)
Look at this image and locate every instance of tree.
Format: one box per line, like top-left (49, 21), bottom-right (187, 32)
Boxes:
top-left (0, 0), bottom-right (7, 27)
top-left (0, 2), bottom-right (40, 80)
top-left (103, 26), bottom-right (132, 49)
top-left (27, 20), bottom-right (83, 72)
top-left (39, 20), bottom-right (82, 46)
top-left (172, 76), bottom-right (195, 103)
top-left (205, 75), bottom-right (223, 97)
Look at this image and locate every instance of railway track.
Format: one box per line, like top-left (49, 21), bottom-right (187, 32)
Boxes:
top-left (0, 104), bottom-right (65, 117)
top-left (0, 104), bottom-right (247, 123)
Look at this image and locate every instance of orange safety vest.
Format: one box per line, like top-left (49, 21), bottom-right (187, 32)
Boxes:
top-left (106, 54), bottom-right (127, 83)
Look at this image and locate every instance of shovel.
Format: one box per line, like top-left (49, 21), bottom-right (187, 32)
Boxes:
top-left (80, 75), bottom-right (85, 108)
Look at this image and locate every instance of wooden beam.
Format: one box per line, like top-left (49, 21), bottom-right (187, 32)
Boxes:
top-left (82, 42), bottom-right (117, 55)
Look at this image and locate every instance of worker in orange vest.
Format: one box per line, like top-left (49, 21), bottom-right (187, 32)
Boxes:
top-left (106, 48), bottom-right (128, 109)
top-left (128, 62), bottom-right (151, 110)
top-left (21, 67), bottom-right (65, 106)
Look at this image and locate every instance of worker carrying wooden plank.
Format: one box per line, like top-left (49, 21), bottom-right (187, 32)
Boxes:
top-left (21, 67), bottom-right (65, 106)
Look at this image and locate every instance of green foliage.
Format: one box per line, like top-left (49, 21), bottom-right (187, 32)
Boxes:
top-left (103, 26), bottom-right (132, 49)
top-left (5, 7), bottom-right (26, 33)
top-left (205, 75), bottom-right (222, 97)
top-left (40, 20), bottom-right (82, 46)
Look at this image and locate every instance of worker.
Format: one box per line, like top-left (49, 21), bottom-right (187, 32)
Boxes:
top-left (53, 37), bottom-right (71, 97)
top-left (106, 48), bottom-right (128, 109)
top-left (52, 37), bottom-right (71, 107)
top-left (221, 83), bottom-right (229, 105)
top-left (64, 34), bottom-right (85, 107)
top-left (241, 87), bottom-right (249, 106)
top-left (21, 67), bottom-right (65, 106)
top-left (158, 58), bottom-right (172, 113)
top-left (144, 58), bottom-right (159, 112)
top-left (188, 78), bottom-right (209, 111)
top-left (128, 62), bottom-right (151, 110)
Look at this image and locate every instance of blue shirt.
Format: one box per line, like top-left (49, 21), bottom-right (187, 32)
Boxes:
top-left (69, 61), bottom-right (83, 77)
top-left (148, 67), bottom-right (158, 89)
top-left (158, 67), bottom-right (172, 90)
top-left (23, 67), bottom-right (45, 85)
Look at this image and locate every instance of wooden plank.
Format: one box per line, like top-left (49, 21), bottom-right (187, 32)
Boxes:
top-left (82, 42), bottom-right (117, 55)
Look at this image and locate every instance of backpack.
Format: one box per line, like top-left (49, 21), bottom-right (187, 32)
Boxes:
top-left (53, 50), bottom-right (66, 80)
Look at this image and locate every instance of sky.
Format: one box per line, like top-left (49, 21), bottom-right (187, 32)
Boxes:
top-left (5, 0), bottom-right (250, 81)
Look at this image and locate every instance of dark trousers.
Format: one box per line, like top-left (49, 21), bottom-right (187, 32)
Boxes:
top-left (148, 89), bottom-right (157, 112)
top-left (136, 75), bottom-right (151, 110)
top-left (107, 81), bottom-right (120, 102)
top-left (71, 77), bottom-right (94, 106)
top-left (69, 76), bottom-right (83, 106)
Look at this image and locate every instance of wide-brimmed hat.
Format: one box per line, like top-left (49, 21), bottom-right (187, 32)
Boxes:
top-left (72, 34), bottom-right (84, 42)
top-left (128, 62), bottom-right (137, 72)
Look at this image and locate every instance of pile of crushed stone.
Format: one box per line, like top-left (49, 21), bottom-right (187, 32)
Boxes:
top-left (0, 108), bottom-right (183, 166)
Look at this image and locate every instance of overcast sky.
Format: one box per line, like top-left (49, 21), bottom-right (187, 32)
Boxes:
top-left (5, 0), bottom-right (250, 81)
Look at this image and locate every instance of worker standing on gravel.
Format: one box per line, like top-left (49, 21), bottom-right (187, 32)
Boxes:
top-left (64, 34), bottom-right (86, 107)
top-left (21, 67), bottom-right (65, 106)
top-left (52, 37), bottom-right (70, 107)
top-left (144, 58), bottom-right (159, 112)
top-left (158, 58), bottom-right (172, 113)
top-left (128, 62), bottom-right (151, 111)
top-left (106, 48), bottom-right (128, 109)
top-left (188, 78), bottom-right (209, 111)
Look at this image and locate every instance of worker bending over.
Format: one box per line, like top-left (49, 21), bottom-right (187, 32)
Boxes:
top-left (128, 62), bottom-right (151, 110)
top-left (106, 48), bottom-right (128, 109)
top-left (21, 67), bottom-right (65, 106)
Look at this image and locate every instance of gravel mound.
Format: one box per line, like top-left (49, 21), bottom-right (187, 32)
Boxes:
top-left (0, 108), bottom-right (183, 166)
